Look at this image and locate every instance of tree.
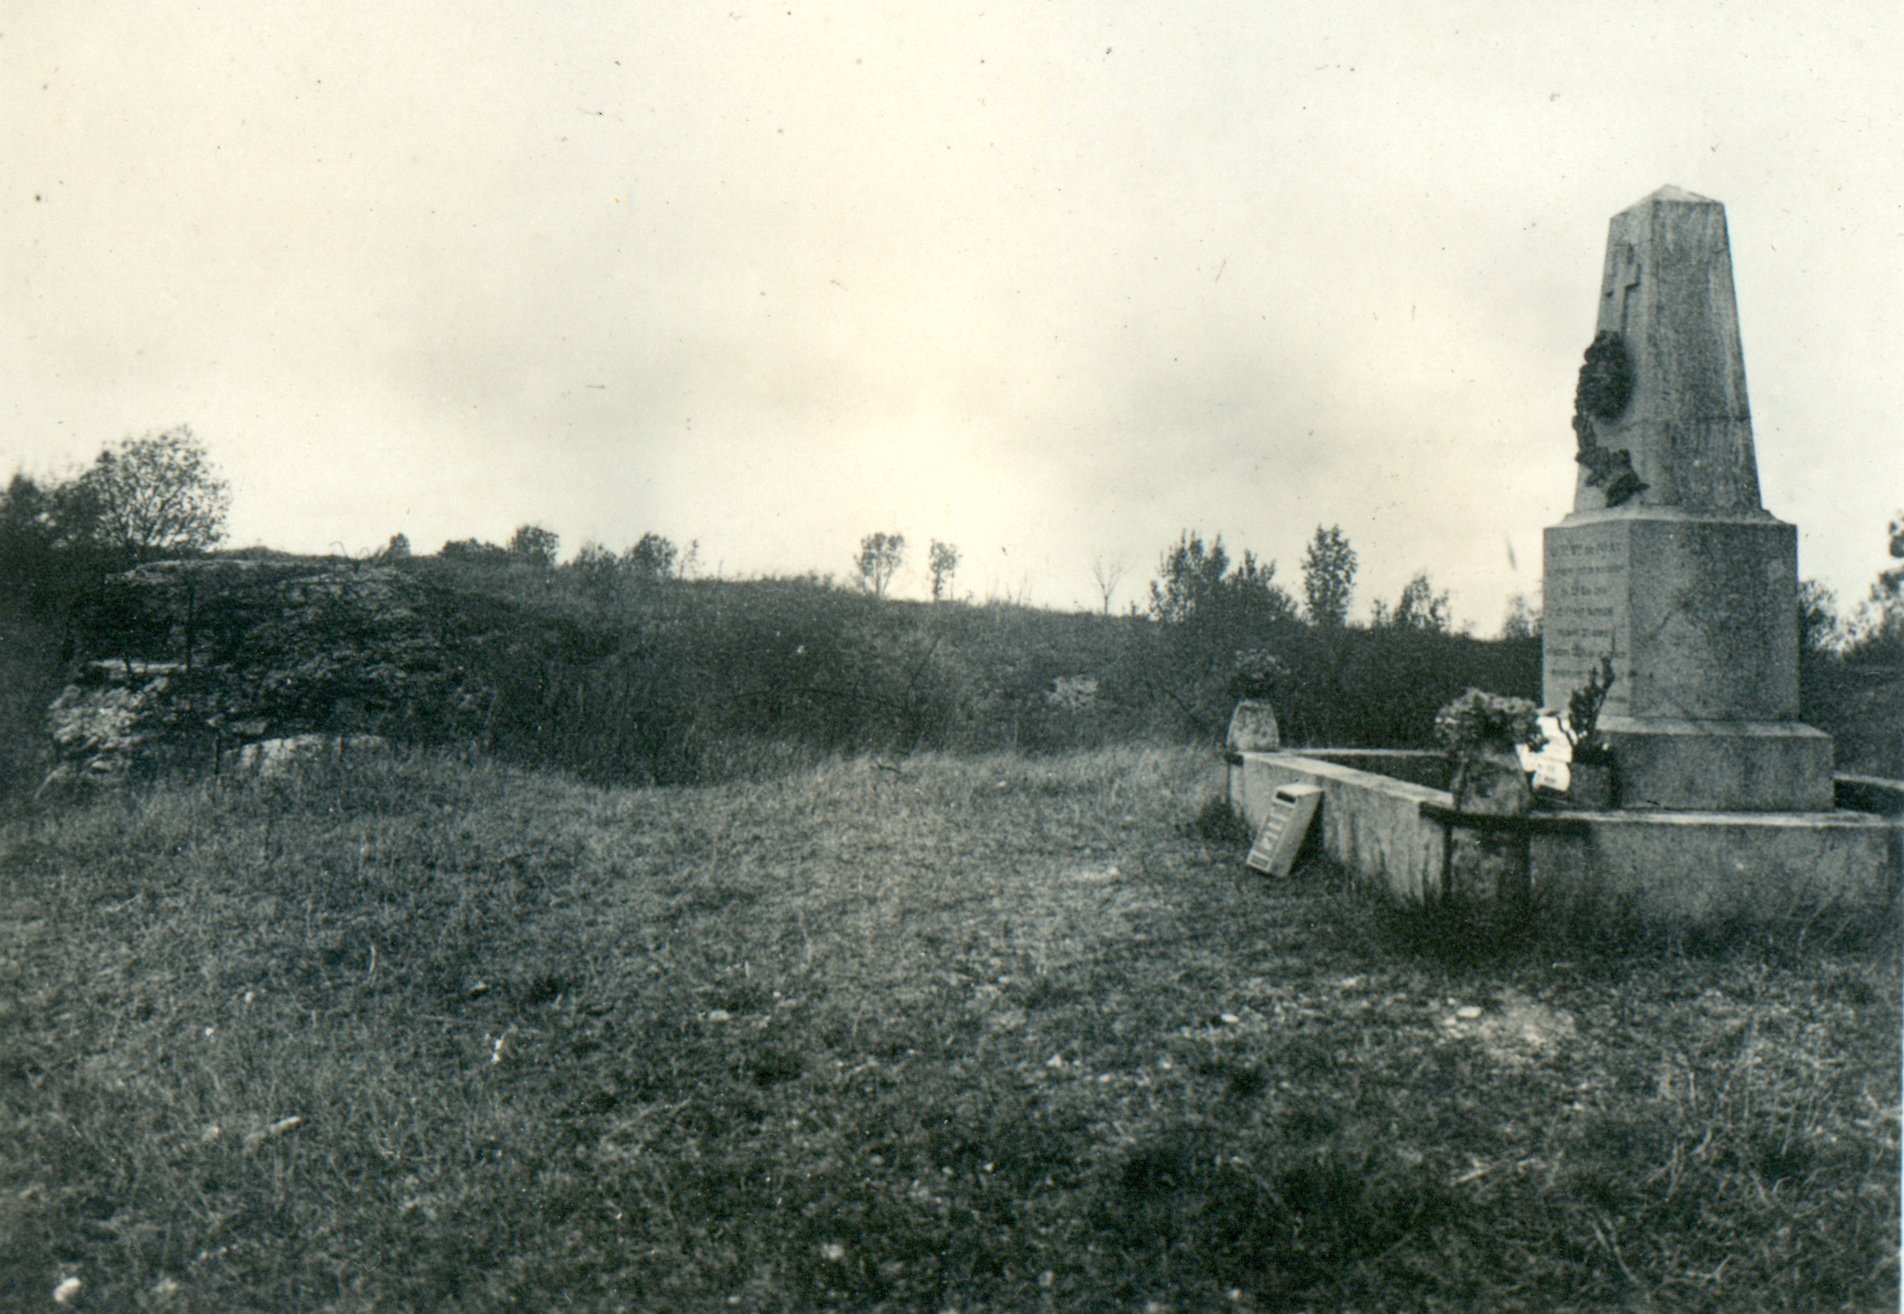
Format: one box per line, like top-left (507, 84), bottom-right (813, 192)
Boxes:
top-left (72, 426), bottom-right (229, 562)
top-left (625, 532), bottom-right (679, 580)
top-left (0, 473), bottom-right (70, 611)
top-left (569, 540), bottom-right (623, 612)
top-left (440, 538), bottom-right (509, 563)
top-left (928, 539), bottom-right (960, 602)
top-left (1223, 549), bottom-right (1300, 629)
top-left (1300, 525), bottom-right (1358, 627)
top-left (1499, 592), bottom-right (1541, 641)
top-left (382, 533), bottom-right (412, 560)
top-left (508, 524), bottom-right (560, 569)
top-left (1372, 571), bottom-right (1452, 632)
top-left (1089, 555), bottom-right (1127, 615)
top-left (1148, 532), bottom-right (1295, 627)
top-left (1848, 512), bottom-right (1904, 658)
top-left (1797, 579), bottom-right (1842, 655)
top-left (854, 532), bottom-right (906, 598)
top-left (1140, 530), bottom-right (1299, 736)
top-left (0, 473), bottom-right (55, 561)
top-left (1148, 531), bottom-right (1231, 625)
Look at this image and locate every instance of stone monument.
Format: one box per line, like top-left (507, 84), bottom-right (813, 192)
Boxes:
top-left (1542, 186), bottom-right (1834, 811)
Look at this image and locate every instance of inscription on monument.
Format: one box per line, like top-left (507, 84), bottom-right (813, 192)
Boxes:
top-left (1543, 530), bottom-right (1630, 712)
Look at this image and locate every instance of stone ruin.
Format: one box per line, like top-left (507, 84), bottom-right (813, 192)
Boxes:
top-left (40, 558), bottom-right (490, 790)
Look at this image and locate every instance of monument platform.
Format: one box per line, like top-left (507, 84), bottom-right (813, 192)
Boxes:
top-left (1593, 716), bottom-right (1833, 812)
top-left (1228, 749), bottom-right (1902, 934)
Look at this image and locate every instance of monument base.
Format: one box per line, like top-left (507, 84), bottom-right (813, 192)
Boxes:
top-left (1543, 510), bottom-right (1804, 723)
top-left (1600, 716), bottom-right (1835, 812)
top-left (1228, 749), bottom-right (1903, 935)
top-left (1543, 508), bottom-right (1835, 812)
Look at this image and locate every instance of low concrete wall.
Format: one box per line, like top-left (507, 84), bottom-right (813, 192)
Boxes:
top-left (1229, 751), bottom-right (1447, 905)
top-left (1229, 749), bottom-right (1904, 932)
top-left (1294, 749), bottom-right (1449, 791)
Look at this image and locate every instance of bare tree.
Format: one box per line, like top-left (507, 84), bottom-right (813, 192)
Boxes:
top-left (1089, 555), bottom-right (1127, 615)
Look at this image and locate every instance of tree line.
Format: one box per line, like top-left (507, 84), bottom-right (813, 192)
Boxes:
top-left (0, 427), bottom-right (230, 621)
top-left (4, 426), bottom-right (1900, 794)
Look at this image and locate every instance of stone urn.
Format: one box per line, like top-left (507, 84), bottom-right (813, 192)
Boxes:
top-left (1225, 700), bottom-right (1282, 754)
top-left (1450, 740), bottom-right (1533, 815)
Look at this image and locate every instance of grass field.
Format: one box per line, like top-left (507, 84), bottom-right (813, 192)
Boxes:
top-left (1, 746), bottom-right (1897, 1312)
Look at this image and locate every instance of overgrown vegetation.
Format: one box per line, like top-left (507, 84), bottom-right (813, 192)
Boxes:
top-left (2, 747), bottom-right (1894, 1311)
top-left (6, 426), bottom-right (1898, 800)
top-left (3, 508), bottom-right (1553, 798)
top-left (1799, 514), bottom-right (1904, 777)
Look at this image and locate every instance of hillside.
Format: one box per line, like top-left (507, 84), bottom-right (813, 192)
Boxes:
top-left (14, 546), bottom-right (1550, 789)
top-left (2, 747), bottom-right (1895, 1311)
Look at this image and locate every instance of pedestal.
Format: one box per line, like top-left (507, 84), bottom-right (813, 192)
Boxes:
top-left (1542, 508), bottom-right (1833, 811)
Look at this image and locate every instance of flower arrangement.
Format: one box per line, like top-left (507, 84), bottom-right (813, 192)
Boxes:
top-left (1433, 688), bottom-right (1546, 755)
top-left (1561, 655), bottom-right (1617, 766)
top-left (1225, 649), bottom-right (1290, 702)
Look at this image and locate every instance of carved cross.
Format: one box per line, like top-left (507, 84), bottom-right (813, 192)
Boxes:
top-left (1614, 244), bottom-right (1642, 334)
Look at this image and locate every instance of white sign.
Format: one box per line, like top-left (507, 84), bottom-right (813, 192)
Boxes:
top-left (1520, 711), bottom-right (1572, 795)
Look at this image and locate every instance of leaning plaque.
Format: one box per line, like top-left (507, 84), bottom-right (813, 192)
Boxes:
top-left (1245, 784), bottom-right (1323, 877)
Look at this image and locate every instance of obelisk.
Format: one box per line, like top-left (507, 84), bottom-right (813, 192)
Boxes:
top-left (1541, 187), bottom-right (1833, 811)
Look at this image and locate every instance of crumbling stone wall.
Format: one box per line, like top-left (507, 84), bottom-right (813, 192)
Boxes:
top-left (44, 558), bottom-right (492, 787)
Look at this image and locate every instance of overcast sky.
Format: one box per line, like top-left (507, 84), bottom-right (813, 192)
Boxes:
top-left (5, 2), bottom-right (1900, 626)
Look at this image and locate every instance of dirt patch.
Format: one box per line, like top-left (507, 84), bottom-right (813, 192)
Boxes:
top-left (1436, 988), bottom-right (1579, 1065)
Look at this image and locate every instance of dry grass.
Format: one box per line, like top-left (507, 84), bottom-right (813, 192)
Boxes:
top-left (1, 746), bottom-right (1897, 1311)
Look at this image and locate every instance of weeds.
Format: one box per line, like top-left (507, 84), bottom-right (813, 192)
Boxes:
top-left (1184, 792), bottom-right (1253, 846)
top-left (1, 746), bottom-right (1896, 1311)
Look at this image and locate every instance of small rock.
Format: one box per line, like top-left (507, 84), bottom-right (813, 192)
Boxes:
top-left (1455, 1005), bottom-right (1484, 1021)
top-left (53, 1276), bottom-right (83, 1304)
top-left (243, 1115), bottom-right (304, 1151)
